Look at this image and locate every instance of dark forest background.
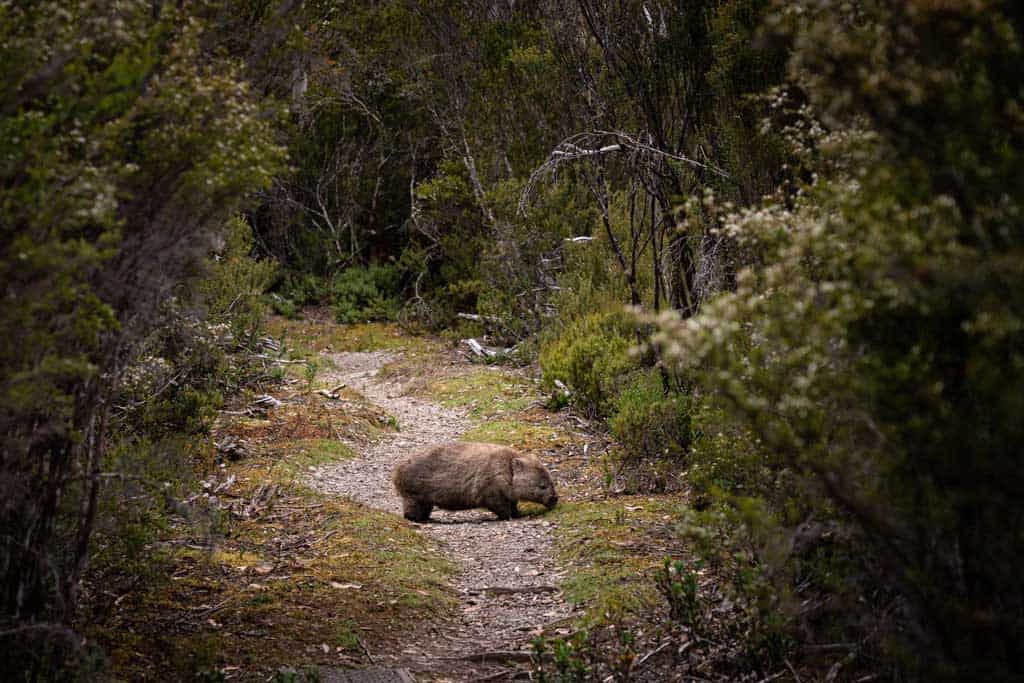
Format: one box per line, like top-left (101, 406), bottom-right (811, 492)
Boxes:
top-left (2, 0), bottom-right (1022, 680)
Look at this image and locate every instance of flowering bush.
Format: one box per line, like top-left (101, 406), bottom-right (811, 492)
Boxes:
top-left (649, 1), bottom-right (1024, 673)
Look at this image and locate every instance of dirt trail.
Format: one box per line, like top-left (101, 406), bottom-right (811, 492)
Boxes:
top-left (307, 350), bottom-right (577, 681)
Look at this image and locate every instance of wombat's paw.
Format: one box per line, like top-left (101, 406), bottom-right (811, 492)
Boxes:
top-left (402, 499), bottom-right (432, 522)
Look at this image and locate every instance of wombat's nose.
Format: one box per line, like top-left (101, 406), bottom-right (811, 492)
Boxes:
top-left (546, 495), bottom-right (558, 509)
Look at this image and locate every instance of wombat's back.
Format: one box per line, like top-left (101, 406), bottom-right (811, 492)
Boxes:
top-left (393, 442), bottom-right (517, 512)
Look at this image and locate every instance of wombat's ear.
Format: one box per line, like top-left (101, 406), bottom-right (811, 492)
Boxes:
top-left (512, 457), bottom-right (527, 475)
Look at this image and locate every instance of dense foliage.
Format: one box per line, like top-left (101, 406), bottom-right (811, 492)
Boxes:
top-left (650, 1), bottom-right (1024, 678)
top-left (0, 0), bottom-right (286, 674)
top-left (3, 0), bottom-right (1021, 679)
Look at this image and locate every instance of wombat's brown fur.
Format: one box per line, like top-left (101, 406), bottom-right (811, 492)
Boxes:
top-left (392, 442), bottom-right (558, 522)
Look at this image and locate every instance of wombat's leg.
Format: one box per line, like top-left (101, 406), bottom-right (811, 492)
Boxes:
top-left (485, 495), bottom-right (514, 521)
top-left (510, 501), bottom-right (522, 518)
top-left (402, 498), bottom-right (432, 522)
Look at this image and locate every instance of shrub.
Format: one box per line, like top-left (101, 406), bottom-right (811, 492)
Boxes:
top-left (685, 400), bottom-right (777, 509)
top-left (330, 264), bottom-right (401, 324)
top-left (644, 4), bottom-right (1024, 677)
top-left (277, 271), bottom-right (328, 308)
top-left (531, 627), bottom-right (642, 683)
top-left (268, 293), bottom-right (299, 319)
top-left (651, 27), bottom-right (1024, 672)
top-left (539, 310), bottom-right (638, 417)
top-left (1, 2), bottom-right (284, 659)
top-left (609, 370), bottom-right (693, 462)
top-left (656, 557), bottom-right (703, 631)
top-left (0, 4), bottom-right (286, 666)
top-left (532, 631), bottom-right (593, 683)
top-left (118, 312), bottom-right (225, 439)
top-left (190, 215), bottom-right (277, 347)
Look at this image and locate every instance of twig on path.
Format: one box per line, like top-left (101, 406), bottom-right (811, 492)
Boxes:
top-left (474, 668), bottom-right (530, 682)
top-left (176, 594), bottom-right (238, 623)
top-left (635, 640), bottom-right (672, 669)
top-left (252, 354), bottom-right (307, 364)
top-left (313, 529), bottom-right (340, 546)
top-left (356, 633), bottom-right (375, 665)
top-left (531, 616), bottom-right (581, 638)
top-left (565, 414), bottom-right (590, 428)
top-left (277, 536), bottom-right (311, 552)
top-left (243, 483), bottom-right (277, 519)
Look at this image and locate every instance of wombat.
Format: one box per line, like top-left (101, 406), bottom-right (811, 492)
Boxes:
top-left (392, 442), bottom-right (558, 522)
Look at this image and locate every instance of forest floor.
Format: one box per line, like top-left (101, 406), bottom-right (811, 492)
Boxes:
top-left (305, 346), bottom-right (580, 680)
top-left (86, 314), bottom-right (703, 682)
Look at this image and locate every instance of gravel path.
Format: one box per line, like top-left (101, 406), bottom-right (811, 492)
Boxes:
top-left (307, 351), bottom-right (577, 681)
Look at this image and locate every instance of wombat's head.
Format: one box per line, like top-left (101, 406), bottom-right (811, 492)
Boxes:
top-left (512, 455), bottom-right (558, 509)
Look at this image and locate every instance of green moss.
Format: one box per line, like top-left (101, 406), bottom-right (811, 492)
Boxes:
top-left (96, 482), bottom-right (458, 680)
top-left (460, 419), bottom-right (560, 448)
top-left (426, 368), bottom-right (536, 419)
top-left (551, 497), bottom-right (692, 627)
top-left (316, 499), bottom-right (458, 609)
top-left (267, 439), bottom-right (356, 479)
top-left (302, 438), bottom-right (356, 462)
top-left (208, 549), bottom-right (264, 567)
top-left (92, 363), bottom-right (459, 679)
top-left (265, 319), bottom-right (442, 357)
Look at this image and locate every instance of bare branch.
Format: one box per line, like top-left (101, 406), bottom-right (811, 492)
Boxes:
top-left (519, 130), bottom-right (727, 215)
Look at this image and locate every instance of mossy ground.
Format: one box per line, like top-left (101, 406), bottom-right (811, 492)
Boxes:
top-left (459, 418), bottom-right (561, 447)
top-left (218, 373), bottom-right (399, 456)
top-left (92, 484), bottom-right (456, 679)
top-left (266, 316), bottom-right (442, 358)
top-left (548, 497), bottom-right (693, 628)
top-left (85, 317), bottom-right (697, 679)
top-left (85, 321), bottom-right (457, 680)
top-left (425, 367), bottom-right (538, 419)
top-left (416, 349), bottom-right (696, 632)
top-left (261, 437), bottom-right (356, 478)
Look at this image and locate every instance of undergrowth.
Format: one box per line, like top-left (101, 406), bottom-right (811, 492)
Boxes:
top-left (551, 498), bottom-right (692, 627)
top-left (83, 320), bottom-right (456, 680)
